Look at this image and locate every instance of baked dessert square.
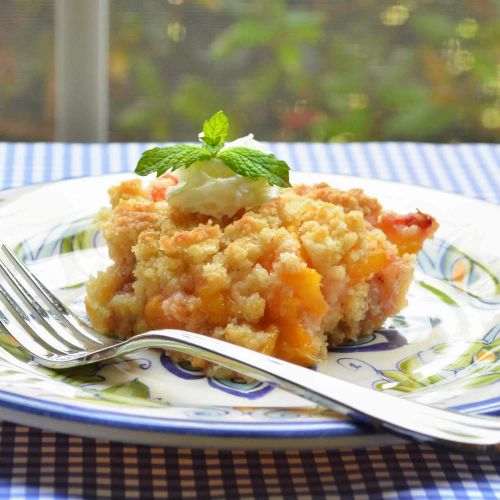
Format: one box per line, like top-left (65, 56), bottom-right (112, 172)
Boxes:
top-left (85, 112), bottom-right (438, 376)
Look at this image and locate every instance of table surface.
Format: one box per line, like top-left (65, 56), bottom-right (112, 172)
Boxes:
top-left (0, 141), bottom-right (499, 499)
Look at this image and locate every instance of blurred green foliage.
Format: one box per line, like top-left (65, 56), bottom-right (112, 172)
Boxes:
top-left (1, 0), bottom-right (499, 142)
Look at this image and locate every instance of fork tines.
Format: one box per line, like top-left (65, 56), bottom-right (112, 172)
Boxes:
top-left (0, 244), bottom-right (105, 362)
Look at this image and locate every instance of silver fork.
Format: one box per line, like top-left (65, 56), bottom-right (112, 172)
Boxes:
top-left (0, 244), bottom-right (499, 453)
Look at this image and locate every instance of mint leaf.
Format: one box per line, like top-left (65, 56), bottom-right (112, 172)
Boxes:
top-left (200, 111), bottom-right (229, 151)
top-left (135, 145), bottom-right (212, 177)
top-left (135, 111), bottom-right (292, 188)
top-left (218, 147), bottom-right (291, 187)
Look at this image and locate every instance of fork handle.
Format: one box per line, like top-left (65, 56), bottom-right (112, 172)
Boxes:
top-left (65, 328), bottom-right (499, 453)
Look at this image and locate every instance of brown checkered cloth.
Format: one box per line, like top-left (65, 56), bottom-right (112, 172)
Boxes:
top-left (0, 422), bottom-right (499, 498)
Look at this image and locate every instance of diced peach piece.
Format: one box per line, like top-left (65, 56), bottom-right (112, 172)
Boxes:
top-left (281, 268), bottom-right (329, 317)
top-left (259, 329), bottom-right (278, 356)
top-left (264, 267), bottom-right (327, 366)
top-left (378, 211), bottom-right (438, 255)
top-left (257, 251), bottom-right (275, 271)
top-left (274, 319), bottom-right (319, 366)
top-left (150, 185), bottom-right (168, 202)
top-left (348, 247), bottom-right (390, 283)
top-left (144, 295), bottom-right (168, 329)
top-left (149, 173), bottom-right (179, 202)
top-left (144, 294), bottom-right (182, 330)
top-left (197, 286), bottom-right (230, 326)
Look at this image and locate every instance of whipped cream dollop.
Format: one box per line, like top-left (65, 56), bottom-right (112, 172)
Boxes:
top-left (167, 135), bottom-right (278, 218)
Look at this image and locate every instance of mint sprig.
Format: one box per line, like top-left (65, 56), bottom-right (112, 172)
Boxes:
top-left (199, 111), bottom-right (229, 154)
top-left (218, 147), bottom-right (290, 188)
top-left (134, 145), bottom-right (212, 177)
top-left (135, 111), bottom-right (291, 187)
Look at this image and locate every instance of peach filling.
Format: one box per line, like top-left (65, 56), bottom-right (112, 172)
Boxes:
top-left (378, 211), bottom-right (438, 255)
top-left (347, 247), bottom-right (390, 283)
top-left (144, 294), bottom-right (182, 330)
top-left (266, 267), bottom-right (329, 366)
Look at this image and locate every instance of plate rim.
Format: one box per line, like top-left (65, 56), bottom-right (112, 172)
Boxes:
top-left (0, 388), bottom-right (366, 437)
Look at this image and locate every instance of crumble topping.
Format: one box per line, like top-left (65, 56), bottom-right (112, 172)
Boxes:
top-left (85, 178), bottom-right (437, 376)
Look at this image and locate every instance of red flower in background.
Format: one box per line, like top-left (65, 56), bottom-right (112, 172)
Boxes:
top-left (282, 108), bottom-right (321, 131)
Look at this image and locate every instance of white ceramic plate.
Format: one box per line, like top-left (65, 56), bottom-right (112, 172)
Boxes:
top-left (0, 172), bottom-right (498, 450)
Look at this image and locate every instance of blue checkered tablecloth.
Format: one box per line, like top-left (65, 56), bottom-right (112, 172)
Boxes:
top-left (0, 142), bottom-right (499, 499)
